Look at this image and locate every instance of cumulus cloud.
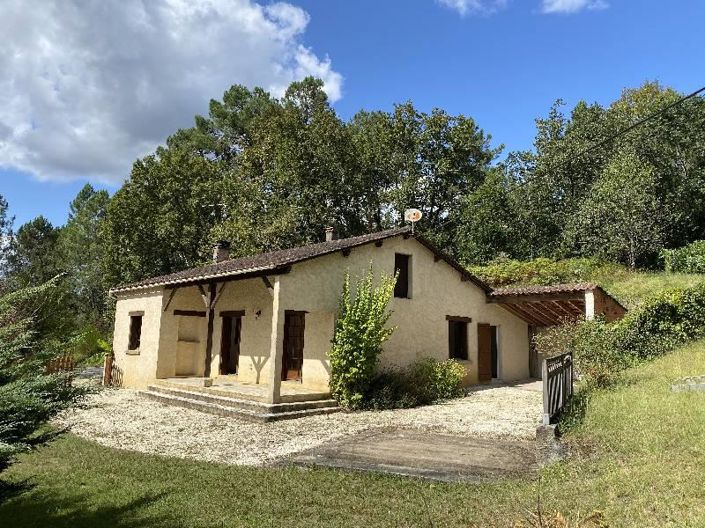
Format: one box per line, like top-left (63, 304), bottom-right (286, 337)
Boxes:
top-left (541, 0), bottom-right (608, 14)
top-left (0, 0), bottom-right (342, 183)
top-left (437, 0), bottom-right (508, 16)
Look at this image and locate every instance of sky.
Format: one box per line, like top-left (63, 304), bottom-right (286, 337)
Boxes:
top-left (1, 0), bottom-right (703, 228)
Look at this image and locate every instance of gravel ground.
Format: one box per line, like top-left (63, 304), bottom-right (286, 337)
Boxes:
top-left (57, 382), bottom-right (542, 467)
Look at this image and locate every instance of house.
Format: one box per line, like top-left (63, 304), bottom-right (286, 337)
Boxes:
top-left (108, 227), bottom-right (626, 411)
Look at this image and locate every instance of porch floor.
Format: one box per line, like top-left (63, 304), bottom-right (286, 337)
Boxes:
top-left (155, 376), bottom-right (331, 403)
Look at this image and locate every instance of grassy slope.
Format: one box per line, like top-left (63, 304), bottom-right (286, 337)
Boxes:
top-left (601, 271), bottom-right (705, 309)
top-left (2, 340), bottom-right (705, 527)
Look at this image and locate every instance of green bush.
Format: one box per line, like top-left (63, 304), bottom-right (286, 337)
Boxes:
top-left (469, 257), bottom-right (627, 288)
top-left (536, 282), bottom-right (705, 426)
top-left (328, 266), bottom-right (397, 409)
top-left (661, 240), bottom-right (705, 273)
top-left (363, 359), bottom-right (466, 410)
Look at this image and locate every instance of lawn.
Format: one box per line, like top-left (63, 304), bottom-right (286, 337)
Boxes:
top-left (602, 271), bottom-right (705, 309)
top-left (2, 340), bottom-right (705, 527)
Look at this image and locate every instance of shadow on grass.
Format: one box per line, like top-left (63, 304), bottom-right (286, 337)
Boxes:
top-left (0, 486), bottom-right (169, 528)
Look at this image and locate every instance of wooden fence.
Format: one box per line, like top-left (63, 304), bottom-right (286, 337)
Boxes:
top-left (542, 352), bottom-right (574, 425)
top-left (102, 353), bottom-right (123, 387)
top-left (46, 354), bottom-right (75, 374)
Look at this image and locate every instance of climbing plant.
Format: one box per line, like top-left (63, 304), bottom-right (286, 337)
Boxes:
top-left (328, 266), bottom-right (397, 409)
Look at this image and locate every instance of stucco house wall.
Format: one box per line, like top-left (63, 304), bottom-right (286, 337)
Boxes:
top-left (112, 233), bottom-right (530, 390)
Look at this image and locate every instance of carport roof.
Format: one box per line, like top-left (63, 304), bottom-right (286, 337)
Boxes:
top-left (488, 282), bottom-right (625, 327)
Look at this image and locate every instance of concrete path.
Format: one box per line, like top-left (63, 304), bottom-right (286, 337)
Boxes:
top-left (290, 428), bottom-right (538, 482)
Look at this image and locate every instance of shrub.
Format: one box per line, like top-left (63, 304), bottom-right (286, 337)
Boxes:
top-left (661, 240), bottom-right (705, 273)
top-left (363, 359), bottom-right (466, 410)
top-left (469, 257), bottom-right (627, 288)
top-left (536, 282), bottom-right (705, 427)
top-left (328, 266), bottom-right (397, 409)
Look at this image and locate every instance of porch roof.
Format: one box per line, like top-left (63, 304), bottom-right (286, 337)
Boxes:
top-left (110, 227), bottom-right (491, 294)
top-left (488, 283), bottom-right (626, 327)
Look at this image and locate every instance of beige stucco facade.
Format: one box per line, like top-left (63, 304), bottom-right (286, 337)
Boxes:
top-left (111, 234), bottom-right (531, 398)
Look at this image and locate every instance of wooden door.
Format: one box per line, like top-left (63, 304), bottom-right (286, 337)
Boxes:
top-left (219, 315), bottom-right (241, 375)
top-left (282, 311), bottom-right (305, 381)
top-left (478, 323), bottom-right (492, 382)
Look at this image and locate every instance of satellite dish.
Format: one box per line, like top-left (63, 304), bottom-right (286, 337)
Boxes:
top-left (404, 208), bottom-right (423, 233)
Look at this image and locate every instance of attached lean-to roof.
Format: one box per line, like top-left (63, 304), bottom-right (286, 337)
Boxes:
top-left (110, 227), bottom-right (491, 294)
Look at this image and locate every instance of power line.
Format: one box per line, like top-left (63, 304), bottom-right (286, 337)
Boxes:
top-left (548, 84), bottom-right (705, 170)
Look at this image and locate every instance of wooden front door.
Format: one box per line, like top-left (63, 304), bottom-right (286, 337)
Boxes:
top-left (282, 311), bottom-right (305, 381)
top-left (478, 323), bottom-right (492, 382)
top-left (219, 315), bottom-right (242, 375)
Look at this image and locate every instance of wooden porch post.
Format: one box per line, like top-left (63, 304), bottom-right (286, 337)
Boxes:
top-left (203, 282), bottom-right (217, 379)
top-left (266, 276), bottom-right (285, 404)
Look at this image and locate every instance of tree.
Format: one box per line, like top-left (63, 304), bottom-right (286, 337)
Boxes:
top-left (456, 169), bottom-right (514, 264)
top-left (0, 280), bottom-right (85, 477)
top-left (57, 184), bottom-right (110, 330)
top-left (565, 150), bottom-right (664, 268)
top-left (5, 216), bottom-right (60, 288)
top-left (0, 195), bottom-right (13, 279)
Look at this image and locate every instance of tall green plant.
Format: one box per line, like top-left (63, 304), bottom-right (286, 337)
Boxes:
top-left (0, 280), bottom-right (86, 475)
top-left (329, 266), bottom-right (397, 409)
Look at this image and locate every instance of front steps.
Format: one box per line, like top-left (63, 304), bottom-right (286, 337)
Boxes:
top-left (140, 384), bottom-right (340, 422)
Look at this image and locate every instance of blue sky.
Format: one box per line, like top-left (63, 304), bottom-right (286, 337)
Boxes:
top-left (2, 0), bottom-right (703, 228)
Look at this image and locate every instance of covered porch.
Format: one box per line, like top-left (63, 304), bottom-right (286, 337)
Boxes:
top-left (154, 265), bottom-right (331, 404)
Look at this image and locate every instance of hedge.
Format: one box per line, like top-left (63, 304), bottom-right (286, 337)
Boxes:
top-left (661, 240), bottom-right (705, 273)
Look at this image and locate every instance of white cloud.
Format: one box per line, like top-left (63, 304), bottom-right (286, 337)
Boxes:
top-left (437, 0), bottom-right (508, 16)
top-left (0, 0), bottom-right (342, 183)
top-left (541, 0), bottom-right (608, 14)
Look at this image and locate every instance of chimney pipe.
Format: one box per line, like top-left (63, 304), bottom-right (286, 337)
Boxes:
top-left (213, 240), bottom-right (231, 263)
top-left (325, 226), bottom-right (335, 242)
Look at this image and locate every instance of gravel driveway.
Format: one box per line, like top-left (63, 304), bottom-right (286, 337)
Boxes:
top-left (58, 382), bottom-right (542, 467)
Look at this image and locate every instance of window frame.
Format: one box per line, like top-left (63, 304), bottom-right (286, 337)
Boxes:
top-left (393, 253), bottom-right (412, 299)
top-left (446, 315), bottom-right (471, 361)
top-left (127, 311), bottom-right (144, 353)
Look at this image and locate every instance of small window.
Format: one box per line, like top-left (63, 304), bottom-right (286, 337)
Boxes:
top-left (128, 313), bottom-right (143, 351)
top-left (448, 320), bottom-right (468, 360)
top-left (394, 253), bottom-right (411, 298)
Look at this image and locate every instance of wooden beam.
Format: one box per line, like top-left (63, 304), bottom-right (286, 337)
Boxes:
top-left (341, 248), bottom-right (351, 257)
top-left (489, 292), bottom-right (585, 304)
top-left (210, 283), bottom-right (227, 310)
top-left (197, 284), bottom-right (209, 309)
top-left (516, 303), bottom-right (555, 326)
top-left (446, 315), bottom-right (472, 323)
top-left (173, 310), bottom-right (206, 318)
top-left (163, 288), bottom-right (178, 312)
top-left (261, 275), bottom-right (274, 296)
top-left (374, 240), bottom-right (383, 247)
top-left (203, 283), bottom-right (217, 379)
top-left (529, 302), bottom-right (562, 326)
top-left (499, 302), bottom-right (546, 326)
top-left (551, 300), bottom-right (578, 319)
top-left (220, 310), bottom-right (245, 317)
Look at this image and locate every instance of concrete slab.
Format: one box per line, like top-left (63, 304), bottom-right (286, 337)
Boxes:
top-left (290, 428), bottom-right (538, 482)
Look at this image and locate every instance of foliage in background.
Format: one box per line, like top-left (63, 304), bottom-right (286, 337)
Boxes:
top-left (363, 358), bottom-right (466, 410)
top-left (662, 240), bottom-right (705, 273)
top-left (328, 267), bottom-right (397, 409)
top-left (469, 256), bottom-right (628, 288)
top-left (536, 281), bottom-right (705, 427)
top-left (0, 280), bottom-right (86, 476)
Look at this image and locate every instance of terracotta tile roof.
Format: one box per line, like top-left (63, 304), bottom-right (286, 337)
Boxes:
top-left (110, 227), bottom-right (491, 294)
top-left (489, 283), bottom-right (600, 297)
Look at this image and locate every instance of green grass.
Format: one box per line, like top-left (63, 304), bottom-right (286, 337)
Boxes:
top-left (602, 271), bottom-right (705, 309)
top-left (3, 341), bottom-right (705, 527)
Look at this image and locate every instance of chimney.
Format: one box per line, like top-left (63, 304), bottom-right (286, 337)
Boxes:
top-left (325, 226), bottom-right (335, 242)
top-left (212, 240), bottom-right (231, 263)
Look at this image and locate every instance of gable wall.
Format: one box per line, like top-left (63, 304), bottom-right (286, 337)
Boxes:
top-left (278, 235), bottom-right (530, 387)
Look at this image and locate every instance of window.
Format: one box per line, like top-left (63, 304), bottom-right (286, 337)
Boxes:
top-left (128, 313), bottom-right (143, 351)
top-left (394, 253), bottom-right (411, 298)
top-left (448, 319), bottom-right (469, 360)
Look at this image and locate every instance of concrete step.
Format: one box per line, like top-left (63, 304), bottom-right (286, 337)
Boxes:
top-left (146, 384), bottom-right (338, 414)
top-left (140, 387), bottom-right (340, 423)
